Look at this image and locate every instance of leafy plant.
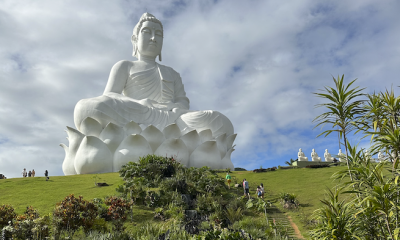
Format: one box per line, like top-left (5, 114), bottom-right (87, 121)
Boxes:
top-left (313, 74), bottom-right (366, 181)
top-left (279, 192), bottom-right (299, 208)
top-left (53, 194), bottom-right (98, 235)
top-left (104, 196), bottom-right (132, 232)
top-left (285, 158), bottom-right (296, 166)
top-left (224, 207), bottom-right (243, 225)
top-left (310, 188), bottom-right (358, 239)
top-left (0, 204), bottom-right (16, 229)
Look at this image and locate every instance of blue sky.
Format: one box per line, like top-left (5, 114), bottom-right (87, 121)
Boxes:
top-left (0, 0), bottom-right (399, 178)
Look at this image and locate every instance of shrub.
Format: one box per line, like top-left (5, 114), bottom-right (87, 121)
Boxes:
top-left (0, 204), bottom-right (16, 229)
top-left (53, 194), bottom-right (98, 235)
top-left (2, 206), bottom-right (49, 240)
top-left (279, 192), bottom-right (299, 209)
top-left (305, 164), bottom-right (330, 168)
top-left (224, 207), bottom-right (243, 225)
top-left (104, 196), bottom-right (132, 232)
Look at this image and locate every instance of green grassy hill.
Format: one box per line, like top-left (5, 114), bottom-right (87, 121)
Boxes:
top-left (0, 165), bottom-right (348, 238)
top-left (221, 165), bottom-right (348, 238)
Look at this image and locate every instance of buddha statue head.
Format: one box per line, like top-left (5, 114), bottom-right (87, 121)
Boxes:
top-left (131, 13), bottom-right (164, 61)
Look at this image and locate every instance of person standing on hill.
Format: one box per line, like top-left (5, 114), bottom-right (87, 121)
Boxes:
top-left (225, 172), bottom-right (232, 189)
top-left (45, 170), bottom-right (49, 181)
top-left (22, 168), bottom-right (27, 178)
top-left (28, 171), bottom-right (32, 177)
top-left (243, 179), bottom-right (250, 198)
top-left (260, 183), bottom-right (265, 199)
top-left (32, 169), bottom-right (35, 177)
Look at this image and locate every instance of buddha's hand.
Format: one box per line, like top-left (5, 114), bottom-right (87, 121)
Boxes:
top-left (153, 101), bottom-right (180, 111)
top-left (138, 98), bottom-right (156, 108)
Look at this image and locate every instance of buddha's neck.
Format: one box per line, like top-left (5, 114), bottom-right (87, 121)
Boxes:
top-left (138, 55), bottom-right (157, 64)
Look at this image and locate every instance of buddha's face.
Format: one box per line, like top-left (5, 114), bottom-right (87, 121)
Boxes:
top-left (136, 21), bottom-right (163, 59)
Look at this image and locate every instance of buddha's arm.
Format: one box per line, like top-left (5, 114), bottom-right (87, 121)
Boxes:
top-left (173, 73), bottom-right (190, 109)
top-left (103, 60), bottom-right (132, 95)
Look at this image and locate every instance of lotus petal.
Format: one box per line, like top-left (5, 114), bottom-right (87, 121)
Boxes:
top-left (66, 126), bottom-right (85, 153)
top-left (221, 148), bottom-right (235, 169)
top-left (154, 138), bottom-right (189, 166)
top-left (198, 129), bottom-right (212, 143)
top-left (114, 134), bottom-right (153, 172)
top-left (75, 136), bottom-right (112, 174)
top-left (163, 123), bottom-right (181, 139)
top-left (141, 125), bottom-right (165, 152)
top-left (124, 121), bottom-right (142, 135)
top-left (80, 117), bottom-right (102, 137)
top-left (216, 133), bottom-right (227, 158)
top-left (180, 130), bottom-right (200, 155)
top-left (226, 134), bottom-right (237, 149)
top-left (61, 127), bottom-right (84, 175)
top-left (99, 122), bottom-right (125, 153)
top-left (189, 140), bottom-right (221, 169)
top-left (60, 143), bottom-right (77, 175)
top-left (208, 115), bottom-right (223, 137)
top-left (180, 127), bottom-right (194, 136)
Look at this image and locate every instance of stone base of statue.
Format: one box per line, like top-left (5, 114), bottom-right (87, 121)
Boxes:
top-left (61, 117), bottom-right (236, 175)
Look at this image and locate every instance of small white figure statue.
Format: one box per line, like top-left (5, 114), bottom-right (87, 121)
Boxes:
top-left (337, 149), bottom-right (346, 162)
top-left (311, 149), bottom-right (321, 162)
top-left (378, 151), bottom-right (385, 162)
top-left (391, 151), bottom-right (398, 161)
top-left (298, 148), bottom-right (308, 161)
top-left (324, 149), bottom-right (334, 162)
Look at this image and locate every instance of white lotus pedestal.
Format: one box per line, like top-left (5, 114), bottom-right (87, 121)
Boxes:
top-left (61, 117), bottom-right (236, 175)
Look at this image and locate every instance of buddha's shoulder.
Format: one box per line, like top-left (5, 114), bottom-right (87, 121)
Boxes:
top-left (112, 60), bottom-right (134, 70)
top-left (157, 63), bottom-right (180, 75)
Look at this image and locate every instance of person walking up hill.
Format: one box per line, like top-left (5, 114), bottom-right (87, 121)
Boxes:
top-left (243, 179), bottom-right (250, 199)
top-left (226, 172), bottom-right (232, 189)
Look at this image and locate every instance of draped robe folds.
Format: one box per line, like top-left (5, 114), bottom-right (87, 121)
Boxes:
top-left (74, 63), bottom-right (234, 137)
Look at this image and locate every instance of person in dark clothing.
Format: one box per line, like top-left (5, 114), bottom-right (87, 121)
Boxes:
top-left (45, 170), bottom-right (49, 181)
top-left (28, 171), bottom-right (32, 177)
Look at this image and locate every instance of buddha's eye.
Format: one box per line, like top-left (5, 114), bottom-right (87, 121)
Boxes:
top-left (141, 29), bottom-right (151, 34)
top-left (156, 31), bottom-right (163, 37)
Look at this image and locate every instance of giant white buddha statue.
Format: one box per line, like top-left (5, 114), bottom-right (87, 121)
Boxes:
top-left (61, 13), bottom-right (236, 175)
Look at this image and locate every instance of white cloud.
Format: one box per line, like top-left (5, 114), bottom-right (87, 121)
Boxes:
top-left (0, 0), bottom-right (399, 178)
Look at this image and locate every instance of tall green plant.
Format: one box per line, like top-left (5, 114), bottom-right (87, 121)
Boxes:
top-left (313, 74), bottom-right (366, 180)
top-left (357, 88), bottom-right (400, 169)
top-left (310, 188), bottom-right (358, 239)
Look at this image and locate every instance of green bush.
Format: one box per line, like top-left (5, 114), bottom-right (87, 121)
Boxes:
top-left (104, 196), bottom-right (131, 232)
top-left (0, 204), bottom-right (16, 229)
top-left (53, 194), bottom-right (98, 235)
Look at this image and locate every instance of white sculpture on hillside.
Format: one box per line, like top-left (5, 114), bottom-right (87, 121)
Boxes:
top-left (61, 13), bottom-right (236, 175)
top-left (297, 148), bottom-right (308, 161)
top-left (378, 151), bottom-right (386, 162)
top-left (311, 149), bottom-right (321, 162)
top-left (324, 149), bottom-right (334, 162)
top-left (337, 149), bottom-right (346, 162)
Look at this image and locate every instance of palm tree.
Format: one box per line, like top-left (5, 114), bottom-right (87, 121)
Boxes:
top-left (313, 75), bottom-right (366, 181)
top-left (285, 158), bottom-right (296, 166)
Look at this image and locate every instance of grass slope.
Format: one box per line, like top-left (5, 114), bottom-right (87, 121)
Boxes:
top-left (220, 165), bottom-right (348, 238)
top-left (0, 173), bottom-right (123, 214)
top-left (1, 166), bottom-right (348, 238)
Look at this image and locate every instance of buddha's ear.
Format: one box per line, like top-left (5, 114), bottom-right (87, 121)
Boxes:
top-left (131, 35), bottom-right (137, 57)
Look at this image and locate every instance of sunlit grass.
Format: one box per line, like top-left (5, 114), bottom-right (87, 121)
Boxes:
top-left (219, 165), bottom-right (348, 238)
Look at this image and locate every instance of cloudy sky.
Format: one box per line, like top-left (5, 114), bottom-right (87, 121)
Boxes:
top-left (1, 0), bottom-right (399, 178)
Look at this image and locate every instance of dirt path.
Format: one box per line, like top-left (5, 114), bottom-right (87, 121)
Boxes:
top-left (286, 214), bottom-right (305, 239)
